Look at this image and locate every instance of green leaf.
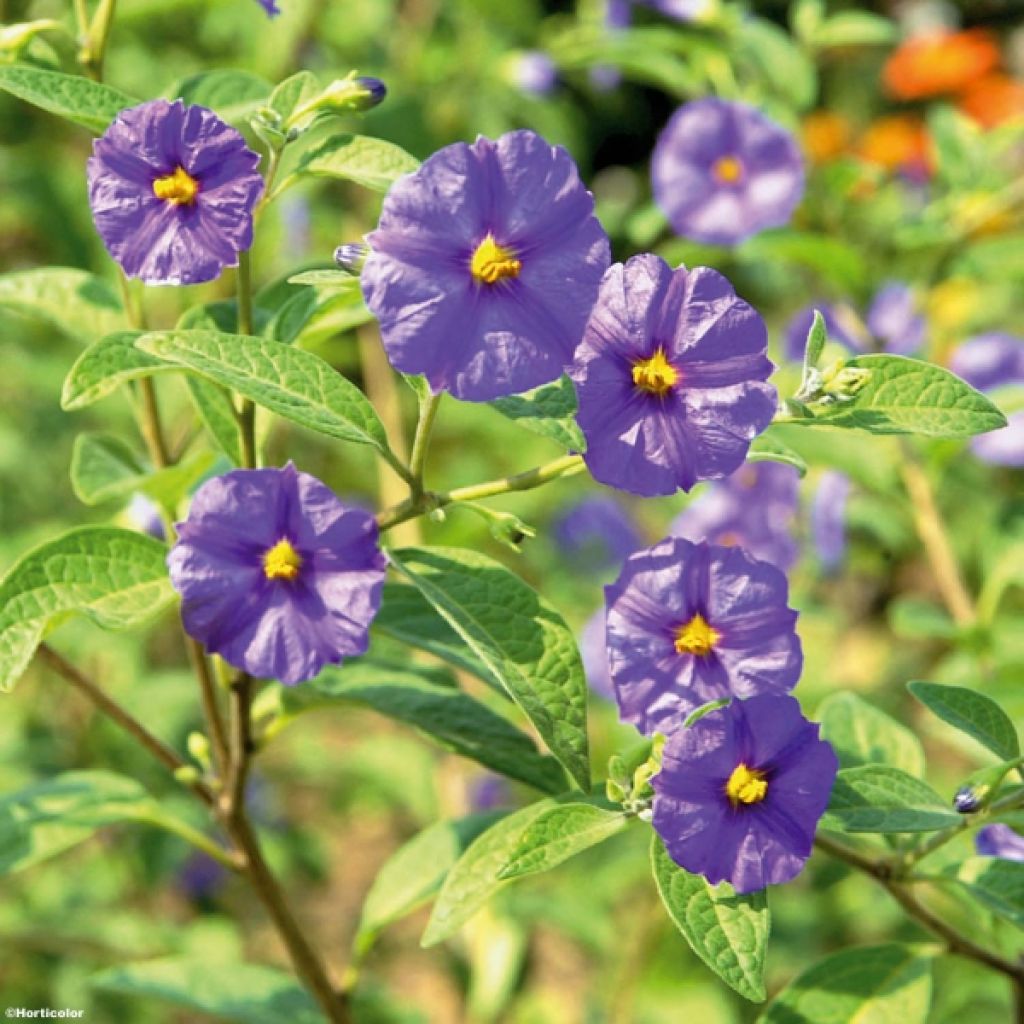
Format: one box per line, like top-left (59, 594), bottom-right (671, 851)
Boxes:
top-left (908, 682), bottom-right (1020, 763)
top-left (498, 800), bottom-right (628, 880)
top-left (70, 433), bottom-right (214, 509)
top-left (0, 65), bottom-right (136, 133)
top-left (186, 376), bottom-right (244, 465)
top-left (489, 375), bottom-right (586, 451)
top-left (812, 11), bottom-right (897, 48)
top-left (61, 331), bottom-right (168, 410)
top-left (287, 268), bottom-right (361, 291)
top-left (136, 329), bottom-right (392, 454)
top-left (821, 765), bottom-right (961, 833)
top-left (757, 943), bottom-right (934, 1024)
top-left (651, 834), bottom-right (770, 1003)
top-left (803, 309), bottom-right (827, 374)
top-left (170, 69), bottom-right (272, 123)
top-left (947, 857), bottom-right (1024, 928)
top-left (736, 18), bottom-right (817, 110)
top-left (290, 133), bottom-right (420, 193)
top-left (818, 692), bottom-right (926, 776)
top-left (268, 70), bottom-right (321, 123)
top-left (272, 659), bottom-right (565, 793)
top-left (0, 771), bottom-right (158, 875)
top-left (740, 230), bottom-right (866, 292)
top-left (389, 547), bottom-right (590, 791)
top-left (0, 527), bottom-right (175, 692)
top-left (0, 267), bottom-right (125, 344)
top-left (374, 583), bottom-right (501, 690)
top-left (357, 812), bottom-right (505, 951)
top-left (422, 799), bottom-right (558, 946)
top-left (263, 288), bottom-right (319, 344)
top-left (93, 957), bottom-right (323, 1024)
top-left (747, 432), bottom-right (808, 476)
top-left (792, 355), bottom-right (1008, 438)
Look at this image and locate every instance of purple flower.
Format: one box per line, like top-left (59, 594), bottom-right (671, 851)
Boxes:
top-left (652, 694), bottom-right (838, 893)
top-left (670, 463), bottom-right (800, 570)
top-left (949, 333), bottom-right (1024, 467)
top-left (362, 130), bottom-right (610, 402)
top-left (168, 464), bottom-right (386, 686)
top-left (512, 52), bottom-right (558, 96)
top-left (87, 100), bottom-right (263, 286)
top-left (976, 824), bottom-right (1024, 861)
top-left (783, 303), bottom-right (862, 362)
top-left (639, 0), bottom-right (713, 21)
top-left (605, 537), bottom-right (802, 735)
top-left (553, 496), bottom-right (642, 573)
top-left (470, 774), bottom-right (511, 810)
top-left (178, 852), bottom-right (227, 901)
top-left (651, 98), bottom-right (805, 246)
top-left (126, 493), bottom-right (165, 541)
top-left (581, 608), bottom-right (615, 701)
top-left (865, 282), bottom-right (925, 356)
top-left (254, 0), bottom-right (280, 14)
top-left (811, 471), bottom-right (851, 573)
top-left (570, 254), bottom-right (777, 496)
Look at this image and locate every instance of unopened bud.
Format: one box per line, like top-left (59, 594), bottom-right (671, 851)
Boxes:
top-left (334, 243), bottom-right (369, 275)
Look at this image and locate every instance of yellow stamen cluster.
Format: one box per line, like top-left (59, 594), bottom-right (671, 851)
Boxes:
top-left (673, 613), bottom-right (720, 656)
top-left (631, 348), bottom-right (680, 396)
top-left (726, 763), bottom-right (768, 806)
top-left (152, 166), bottom-right (200, 205)
top-left (470, 234), bottom-right (522, 284)
top-left (712, 155), bottom-right (744, 184)
top-left (263, 538), bottom-right (303, 581)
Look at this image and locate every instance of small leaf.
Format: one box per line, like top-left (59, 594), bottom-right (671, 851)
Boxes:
top-left (821, 765), bottom-right (961, 833)
top-left (290, 133), bottom-right (420, 193)
top-left (286, 269), bottom-right (361, 291)
top-left (947, 857), bottom-right (1024, 928)
top-left (186, 377), bottom-right (244, 465)
top-left (268, 70), bottom-right (321, 123)
top-left (490, 375), bottom-right (586, 451)
top-left (389, 547), bottom-right (590, 791)
top-left (908, 681), bottom-right (1020, 763)
top-left (136, 329), bottom-right (392, 455)
top-left (0, 527), bottom-right (175, 692)
top-left (0, 771), bottom-right (158, 875)
top-left (498, 800), bottom-right (628, 879)
top-left (790, 355), bottom-right (1008, 438)
top-left (169, 69), bottom-right (272, 124)
top-left (70, 433), bottom-right (214, 509)
top-left (747, 432), bottom-right (808, 476)
top-left (757, 943), bottom-right (934, 1024)
top-left (0, 267), bottom-right (125, 344)
top-left (651, 834), bottom-right (770, 1003)
top-left (273, 659), bottom-right (565, 793)
top-left (818, 692), bottom-right (926, 776)
top-left (0, 65), bottom-right (137, 133)
top-left (357, 812), bottom-right (505, 951)
top-left (262, 287), bottom-right (319, 344)
top-left (61, 331), bottom-right (168, 410)
top-left (93, 957), bottom-right (323, 1024)
top-left (803, 309), bottom-right (827, 375)
top-left (422, 799), bottom-right (558, 946)
top-left (812, 10), bottom-right (897, 48)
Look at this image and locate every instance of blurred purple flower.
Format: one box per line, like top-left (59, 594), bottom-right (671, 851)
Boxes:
top-left (605, 537), bottom-right (803, 735)
top-left (177, 852), bottom-right (227, 901)
top-left (652, 98), bottom-right (805, 246)
top-left (652, 694), bottom-right (838, 893)
top-left (581, 608), bottom-right (615, 701)
top-left (643, 0), bottom-right (712, 18)
top-left (949, 333), bottom-right (1024, 467)
top-left (126, 493), bottom-right (165, 541)
top-left (552, 496), bottom-right (642, 573)
top-left (169, 463), bottom-right (386, 685)
top-left (254, 0), bottom-right (280, 15)
top-left (362, 130), bottom-right (610, 401)
top-left (976, 824), bottom-right (1024, 861)
top-left (865, 282), bottom-right (926, 356)
top-left (512, 52), bottom-right (558, 96)
top-left (571, 254), bottom-right (777, 496)
top-left (811, 471), bottom-right (851, 572)
top-left (87, 100), bottom-right (263, 285)
top-left (470, 774), bottom-right (511, 810)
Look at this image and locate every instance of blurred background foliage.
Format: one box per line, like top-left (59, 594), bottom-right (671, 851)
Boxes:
top-left (1, 0), bottom-right (1024, 1020)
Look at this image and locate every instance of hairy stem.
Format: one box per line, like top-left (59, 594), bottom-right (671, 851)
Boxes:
top-left (376, 453), bottom-right (586, 532)
top-left (36, 643), bottom-right (216, 808)
top-left (899, 442), bottom-right (975, 628)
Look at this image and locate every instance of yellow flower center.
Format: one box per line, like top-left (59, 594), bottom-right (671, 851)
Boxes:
top-left (712, 155), bottom-right (744, 184)
top-left (470, 234), bottom-right (522, 284)
top-left (726, 763), bottom-right (768, 806)
top-left (632, 348), bottom-right (680, 396)
top-left (673, 613), bottom-right (720, 656)
top-left (263, 538), bottom-right (303, 581)
top-left (152, 166), bottom-right (200, 206)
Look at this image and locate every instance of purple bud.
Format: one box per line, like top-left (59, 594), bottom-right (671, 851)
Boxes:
top-left (334, 243), bottom-right (369, 275)
top-left (352, 76), bottom-right (387, 111)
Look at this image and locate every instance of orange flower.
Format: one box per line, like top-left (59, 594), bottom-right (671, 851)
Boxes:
top-left (959, 73), bottom-right (1024, 128)
top-left (883, 29), bottom-right (1001, 100)
top-left (802, 111), bottom-right (851, 163)
top-left (858, 115), bottom-right (933, 177)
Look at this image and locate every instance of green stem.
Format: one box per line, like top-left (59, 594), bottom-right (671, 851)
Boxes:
top-left (408, 392), bottom-right (441, 499)
top-left (72, 0), bottom-right (89, 39)
top-left (79, 0), bottom-right (116, 80)
top-left (235, 250), bottom-right (258, 469)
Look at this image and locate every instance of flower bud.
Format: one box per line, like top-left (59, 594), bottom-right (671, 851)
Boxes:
top-left (334, 243), bottom-right (369, 275)
top-left (283, 75), bottom-right (388, 131)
